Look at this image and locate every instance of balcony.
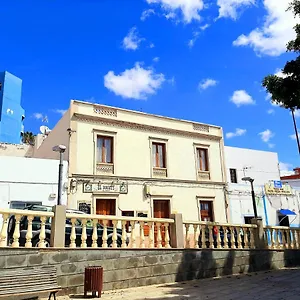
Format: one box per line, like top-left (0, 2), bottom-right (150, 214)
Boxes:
top-left (96, 162), bottom-right (114, 175)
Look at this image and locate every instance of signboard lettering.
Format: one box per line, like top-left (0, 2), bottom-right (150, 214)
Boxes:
top-left (264, 182), bottom-right (292, 195)
top-left (83, 181), bottom-right (128, 194)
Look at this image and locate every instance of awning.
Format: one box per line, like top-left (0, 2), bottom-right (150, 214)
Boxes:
top-left (278, 209), bottom-right (296, 216)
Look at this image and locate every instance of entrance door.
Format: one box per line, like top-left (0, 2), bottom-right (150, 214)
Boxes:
top-left (153, 200), bottom-right (170, 247)
top-left (96, 199), bottom-right (116, 226)
top-left (199, 201), bottom-right (213, 221)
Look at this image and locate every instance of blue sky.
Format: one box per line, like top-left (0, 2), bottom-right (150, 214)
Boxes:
top-left (1, 0), bottom-right (299, 172)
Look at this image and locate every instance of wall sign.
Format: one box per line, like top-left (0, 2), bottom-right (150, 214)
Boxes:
top-left (273, 180), bottom-right (282, 189)
top-left (83, 181), bottom-right (128, 194)
top-left (264, 182), bottom-right (292, 195)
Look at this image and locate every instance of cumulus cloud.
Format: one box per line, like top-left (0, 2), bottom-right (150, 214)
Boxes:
top-left (289, 132), bottom-right (300, 140)
top-left (233, 0), bottom-right (298, 56)
top-left (104, 63), bottom-right (165, 100)
top-left (267, 109), bottom-right (275, 115)
top-left (217, 0), bottom-right (255, 20)
top-left (146, 0), bottom-right (204, 23)
top-left (122, 27), bottom-right (144, 51)
top-left (279, 162), bottom-right (294, 176)
top-left (153, 57), bottom-right (160, 62)
top-left (230, 90), bottom-right (255, 107)
top-left (198, 78), bottom-right (218, 90)
top-left (259, 129), bottom-right (275, 148)
top-left (141, 9), bottom-right (155, 21)
top-left (33, 113), bottom-right (48, 123)
top-left (226, 128), bottom-right (247, 139)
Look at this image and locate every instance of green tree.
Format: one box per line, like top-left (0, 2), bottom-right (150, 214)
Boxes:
top-left (262, 0), bottom-right (300, 153)
top-left (22, 131), bottom-right (35, 145)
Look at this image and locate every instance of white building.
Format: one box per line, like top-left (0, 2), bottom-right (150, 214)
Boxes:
top-left (0, 156), bottom-right (68, 210)
top-left (225, 146), bottom-right (300, 227)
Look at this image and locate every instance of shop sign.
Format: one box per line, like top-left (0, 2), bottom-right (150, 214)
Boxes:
top-left (264, 182), bottom-right (292, 195)
top-left (83, 181), bottom-right (128, 194)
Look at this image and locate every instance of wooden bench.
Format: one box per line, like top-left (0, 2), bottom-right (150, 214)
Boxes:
top-left (0, 266), bottom-right (61, 300)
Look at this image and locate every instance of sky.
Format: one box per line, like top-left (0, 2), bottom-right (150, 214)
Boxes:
top-left (1, 0), bottom-right (299, 173)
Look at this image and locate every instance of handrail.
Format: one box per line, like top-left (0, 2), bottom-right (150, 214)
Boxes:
top-left (0, 208), bottom-right (54, 218)
top-left (183, 220), bottom-right (257, 228)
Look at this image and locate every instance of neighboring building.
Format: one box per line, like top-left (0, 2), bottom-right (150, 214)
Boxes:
top-left (0, 142), bottom-right (33, 157)
top-left (225, 146), bottom-right (300, 227)
top-left (281, 167), bottom-right (300, 188)
top-left (0, 156), bottom-right (68, 210)
top-left (0, 71), bottom-right (25, 144)
top-left (33, 100), bottom-right (228, 223)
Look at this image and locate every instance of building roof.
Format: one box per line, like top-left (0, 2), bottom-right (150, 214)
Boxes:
top-left (281, 167), bottom-right (300, 180)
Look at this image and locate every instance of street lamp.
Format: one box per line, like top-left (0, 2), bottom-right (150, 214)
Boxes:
top-left (52, 144), bottom-right (66, 205)
top-left (242, 176), bottom-right (258, 219)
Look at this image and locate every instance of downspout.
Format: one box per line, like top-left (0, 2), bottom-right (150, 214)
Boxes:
top-left (262, 185), bottom-right (271, 244)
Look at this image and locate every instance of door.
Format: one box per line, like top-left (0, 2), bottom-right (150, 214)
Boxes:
top-left (96, 199), bottom-right (116, 226)
top-left (199, 201), bottom-right (213, 221)
top-left (153, 200), bottom-right (170, 247)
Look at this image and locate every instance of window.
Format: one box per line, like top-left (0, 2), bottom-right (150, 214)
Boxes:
top-left (199, 201), bottom-right (213, 221)
top-left (196, 148), bottom-right (209, 171)
top-left (152, 142), bottom-right (166, 168)
top-left (244, 216), bottom-right (255, 224)
top-left (230, 168), bottom-right (238, 183)
top-left (10, 201), bottom-right (42, 210)
top-left (97, 136), bottom-right (113, 163)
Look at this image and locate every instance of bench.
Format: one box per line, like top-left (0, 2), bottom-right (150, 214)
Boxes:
top-left (0, 266), bottom-right (61, 300)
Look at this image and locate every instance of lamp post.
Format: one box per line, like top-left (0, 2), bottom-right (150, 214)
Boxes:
top-left (52, 144), bottom-right (66, 205)
top-left (242, 176), bottom-right (258, 219)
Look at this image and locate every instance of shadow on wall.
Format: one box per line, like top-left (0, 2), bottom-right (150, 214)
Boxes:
top-left (284, 249), bottom-right (300, 268)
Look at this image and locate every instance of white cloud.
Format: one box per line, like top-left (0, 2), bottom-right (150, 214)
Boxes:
top-left (122, 27), bottom-right (144, 51)
top-left (275, 68), bottom-right (286, 78)
top-left (268, 143), bottom-right (275, 148)
top-left (289, 132), bottom-right (300, 140)
top-left (230, 90), bottom-right (255, 107)
top-left (33, 113), bottom-right (48, 123)
top-left (53, 109), bottom-right (67, 116)
top-left (104, 63), bottom-right (165, 100)
top-left (141, 9), bottom-right (155, 21)
top-left (146, 0), bottom-right (204, 23)
top-left (259, 129), bottom-right (274, 142)
top-left (149, 43), bottom-right (155, 48)
top-left (291, 110), bottom-right (300, 118)
top-left (226, 128), bottom-right (247, 138)
top-left (198, 78), bottom-right (218, 90)
top-left (267, 109), bottom-right (275, 115)
top-left (168, 76), bottom-right (176, 85)
top-left (217, 0), bottom-right (255, 20)
top-left (233, 0), bottom-right (298, 56)
top-left (200, 24), bottom-right (210, 30)
top-left (153, 57), bottom-right (160, 62)
top-left (279, 162), bottom-right (294, 176)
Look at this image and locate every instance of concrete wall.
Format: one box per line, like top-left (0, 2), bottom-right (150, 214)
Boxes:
top-left (0, 248), bottom-right (299, 295)
top-left (0, 156), bottom-right (68, 210)
top-left (0, 142), bottom-right (32, 157)
top-left (224, 146), bottom-right (280, 185)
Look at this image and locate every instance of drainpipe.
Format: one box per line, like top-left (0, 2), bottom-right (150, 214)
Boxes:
top-left (262, 186), bottom-right (270, 244)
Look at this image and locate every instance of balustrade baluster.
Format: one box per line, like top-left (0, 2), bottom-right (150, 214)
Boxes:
top-left (92, 219), bottom-right (98, 248)
top-left (81, 219), bottom-right (87, 248)
top-left (244, 228), bottom-right (249, 249)
top-left (38, 216), bottom-right (47, 248)
top-left (216, 226), bottom-right (222, 249)
top-left (11, 215), bottom-right (21, 248)
top-left (130, 221), bottom-right (136, 248)
top-left (156, 222), bottom-right (162, 248)
top-left (237, 226), bottom-right (242, 249)
top-left (70, 218), bottom-right (76, 248)
top-left (223, 227), bottom-right (229, 249)
top-left (164, 223), bottom-right (171, 248)
top-left (121, 220), bottom-right (127, 248)
top-left (270, 228), bottom-right (275, 249)
top-left (208, 225), bottom-right (214, 249)
top-left (276, 229), bottom-right (281, 249)
top-left (148, 222), bottom-right (154, 248)
top-left (112, 220), bottom-right (118, 248)
top-left (286, 229), bottom-right (291, 248)
top-left (0, 213), bottom-right (9, 247)
top-left (185, 224), bottom-right (190, 248)
top-left (25, 216), bottom-right (33, 248)
top-left (280, 229), bottom-right (286, 248)
top-left (192, 224), bottom-right (198, 248)
top-left (250, 227), bottom-right (255, 248)
top-left (140, 221), bottom-right (145, 248)
top-left (296, 230), bottom-right (300, 249)
top-left (230, 226), bottom-right (236, 249)
top-left (102, 220), bottom-right (108, 248)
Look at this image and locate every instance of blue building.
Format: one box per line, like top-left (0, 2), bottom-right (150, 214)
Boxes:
top-left (0, 71), bottom-right (25, 144)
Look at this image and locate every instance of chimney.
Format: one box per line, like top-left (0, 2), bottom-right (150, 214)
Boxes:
top-left (294, 167), bottom-right (300, 175)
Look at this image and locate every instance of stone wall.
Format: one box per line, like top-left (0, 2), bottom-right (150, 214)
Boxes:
top-left (0, 248), bottom-right (300, 295)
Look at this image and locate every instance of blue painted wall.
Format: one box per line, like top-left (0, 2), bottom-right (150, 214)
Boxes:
top-left (0, 71), bottom-right (24, 144)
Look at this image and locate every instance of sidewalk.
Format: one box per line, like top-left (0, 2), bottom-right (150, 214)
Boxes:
top-left (44, 268), bottom-right (300, 300)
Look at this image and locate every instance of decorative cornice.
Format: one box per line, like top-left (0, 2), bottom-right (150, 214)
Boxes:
top-left (72, 113), bottom-right (222, 141)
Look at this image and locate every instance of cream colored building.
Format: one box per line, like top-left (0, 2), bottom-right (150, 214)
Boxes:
top-left (33, 100), bottom-right (228, 222)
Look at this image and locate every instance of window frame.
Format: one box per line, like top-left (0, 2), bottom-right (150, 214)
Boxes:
top-left (196, 147), bottom-right (209, 172)
top-left (199, 200), bottom-right (214, 222)
top-left (96, 135), bottom-right (114, 164)
top-left (229, 168), bottom-right (238, 183)
top-left (152, 142), bottom-right (167, 168)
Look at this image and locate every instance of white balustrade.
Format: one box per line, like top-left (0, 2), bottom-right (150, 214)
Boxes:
top-left (25, 216), bottom-right (33, 248)
top-left (38, 216), bottom-right (47, 248)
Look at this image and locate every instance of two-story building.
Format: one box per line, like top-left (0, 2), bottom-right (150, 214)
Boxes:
top-left (33, 100), bottom-right (228, 223)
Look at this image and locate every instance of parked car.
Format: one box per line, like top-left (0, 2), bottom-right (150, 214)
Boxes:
top-left (7, 205), bottom-right (128, 247)
top-left (198, 226), bottom-right (247, 248)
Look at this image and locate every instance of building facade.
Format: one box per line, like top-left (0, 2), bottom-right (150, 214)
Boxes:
top-left (34, 100), bottom-right (228, 223)
top-left (225, 146), bottom-right (300, 227)
top-left (0, 71), bottom-right (25, 144)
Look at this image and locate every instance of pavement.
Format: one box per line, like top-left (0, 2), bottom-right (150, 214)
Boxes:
top-left (44, 268), bottom-right (300, 300)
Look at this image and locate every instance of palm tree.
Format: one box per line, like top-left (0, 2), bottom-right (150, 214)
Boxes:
top-left (22, 131), bottom-right (35, 145)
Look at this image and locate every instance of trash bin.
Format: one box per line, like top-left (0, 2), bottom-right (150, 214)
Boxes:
top-left (84, 266), bottom-right (103, 298)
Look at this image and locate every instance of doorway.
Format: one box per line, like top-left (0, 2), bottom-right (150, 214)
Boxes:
top-left (153, 200), bottom-right (170, 247)
top-left (96, 199), bottom-right (116, 226)
top-left (278, 215), bottom-right (290, 227)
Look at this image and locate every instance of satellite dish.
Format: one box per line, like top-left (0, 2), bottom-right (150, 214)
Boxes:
top-left (40, 126), bottom-right (51, 134)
